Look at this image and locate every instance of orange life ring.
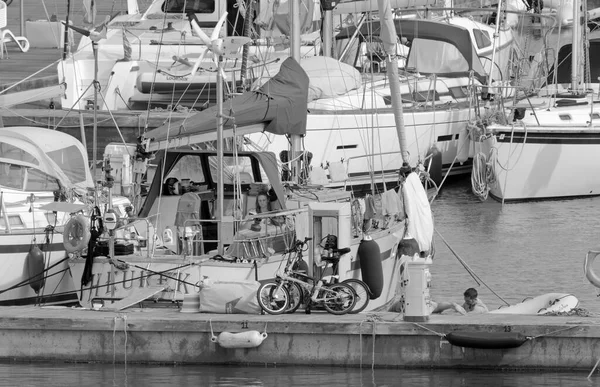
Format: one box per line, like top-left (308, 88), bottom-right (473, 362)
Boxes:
top-left (584, 249), bottom-right (600, 288)
top-left (63, 214), bottom-right (91, 253)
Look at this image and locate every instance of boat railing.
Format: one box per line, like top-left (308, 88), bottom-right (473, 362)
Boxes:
top-left (345, 150), bottom-right (407, 174)
top-left (112, 216), bottom-right (153, 258)
top-left (182, 207), bottom-right (306, 259)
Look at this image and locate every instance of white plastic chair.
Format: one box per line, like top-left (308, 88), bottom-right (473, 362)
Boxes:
top-left (0, 2), bottom-right (30, 59)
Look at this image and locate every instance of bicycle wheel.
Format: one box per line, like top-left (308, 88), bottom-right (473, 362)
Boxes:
top-left (342, 279), bottom-right (370, 314)
top-left (257, 281), bottom-right (290, 315)
top-left (322, 283), bottom-right (356, 315)
top-left (284, 282), bottom-right (304, 314)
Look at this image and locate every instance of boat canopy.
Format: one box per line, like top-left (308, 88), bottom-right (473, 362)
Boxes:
top-left (549, 38), bottom-right (600, 85)
top-left (336, 19), bottom-right (488, 84)
top-left (144, 57), bottom-right (309, 150)
top-left (0, 127), bottom-right (93, 191)
top-left (253, 56), bottom-right (362, 101)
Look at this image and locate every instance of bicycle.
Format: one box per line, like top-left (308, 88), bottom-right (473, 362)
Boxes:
top-left (256, 237), bottom-right (357, 315)
top-left (315, 234), bottom-right (372, 314)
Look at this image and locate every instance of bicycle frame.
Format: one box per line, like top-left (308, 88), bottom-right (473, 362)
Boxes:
top-left (275, 249), bottom-right (342, 305)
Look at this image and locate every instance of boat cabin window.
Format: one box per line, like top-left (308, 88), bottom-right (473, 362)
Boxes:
top-left (406, 38), bottom-right (468, 75)
top-left (208, 155), bottom-right (258, 185)
top-left (162, 0), bottom-right (215, 14)
top-left (0, 142), bottom-right (38, 166)
top-left (47, 145), bottom-right (87, 185)
top-left (0, 162), bottom-right (60, 192)
top-left (335, 37), bottom-right (409, 72)
top-left (164, 155), bottom-right (206, 195)
top-left (0, 215), bottom-right (25, 230)
top-left (472, 30), bottom-right (491, 50)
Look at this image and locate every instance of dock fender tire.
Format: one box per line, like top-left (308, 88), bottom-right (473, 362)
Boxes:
top-left (63, 214), bottom-right (91, 253)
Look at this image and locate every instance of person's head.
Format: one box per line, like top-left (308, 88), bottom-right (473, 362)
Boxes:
top-left (463, 288), bottom-right (478, 306)
top-left (164, 177), bottom-right (180, 195)
top-left (255, 192), bottom-right (271, 213)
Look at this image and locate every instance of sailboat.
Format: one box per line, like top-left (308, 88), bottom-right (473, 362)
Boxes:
top-left (65, 4), bottom-right (435, 314)
top-left (471, 0), bottom-right (600, 202)
top-left (56, 0), bottom-right (520, 192)
top-left (246, 15), bottom-right (511, 189)
top-left (0, 127), bottom-right (93, 305)
top-left (58, 0), bottom-right (319, 111)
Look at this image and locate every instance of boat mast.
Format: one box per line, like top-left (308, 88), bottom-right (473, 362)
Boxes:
top-left (376, 0), bottom-right (410, 166)
top-left (217, 55), bottom-right (225, 254)
top-left (571, 0), bottom-right (581, 94)
top-left (321, 0), bottom-right (334, 57)
top-left (289, 0), bottom-right (302, 181)
top-left (62, 0), bottom-right (71, 60)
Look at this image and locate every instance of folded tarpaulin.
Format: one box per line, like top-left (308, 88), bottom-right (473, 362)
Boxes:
top-left (144, 57), bottom-right (310, 147)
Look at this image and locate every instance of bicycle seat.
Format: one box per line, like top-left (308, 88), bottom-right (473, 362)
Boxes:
top-left (321, 255), bottom-right (340, 263)
top-left (336, 247), bottom-right (351, 255)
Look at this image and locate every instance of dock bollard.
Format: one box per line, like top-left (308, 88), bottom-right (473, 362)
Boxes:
top-left (403, 255), bottom-right (433, 322)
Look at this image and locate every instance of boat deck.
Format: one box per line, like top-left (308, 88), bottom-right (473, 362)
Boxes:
top-left (1, 305), bottom-right (598, 370)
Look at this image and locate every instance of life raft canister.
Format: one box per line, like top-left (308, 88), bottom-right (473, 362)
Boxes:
top-left (358, 235), bottom-right (383, 300)
top-left (26, 244), bottom-right (45, 294)
top-left (63, 214), bottom-right (91, 253)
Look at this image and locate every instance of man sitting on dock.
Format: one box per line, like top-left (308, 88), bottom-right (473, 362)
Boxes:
top-left (431, 287), bottom-right (488, 315)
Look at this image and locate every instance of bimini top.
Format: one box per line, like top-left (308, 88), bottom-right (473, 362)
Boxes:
top-left (0, 127), bottom-right (93, 191)
top-left (336, 18), bottom-right (488, 84)
top-left (144, 57), bottom-right (309, 152)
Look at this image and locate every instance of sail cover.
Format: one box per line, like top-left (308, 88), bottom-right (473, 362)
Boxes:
top-left (144, 57), bottom-right (309, 148)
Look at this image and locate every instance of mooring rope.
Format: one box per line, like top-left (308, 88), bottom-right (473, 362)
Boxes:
top-left (411, 322), bottom-right (446, 338)
top-left (526, 325), bottom-right (581, 341)
top-left (435, 228), bottom-right (510, 306)
top-left (112, 314), bottom-right (129, 365)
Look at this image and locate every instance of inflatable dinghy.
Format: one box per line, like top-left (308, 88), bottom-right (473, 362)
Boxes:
top-left (489, 293), bottom-right (579, 315)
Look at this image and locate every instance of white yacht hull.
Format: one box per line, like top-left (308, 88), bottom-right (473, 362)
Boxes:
top-left (482, 125), bottom-right (600, 201)
top-left (69, 223), bottom-right (404, 312)
top-left (0, 231), bottom-right (76, 306)
top-left (481, 91), bottom-right (600, 201)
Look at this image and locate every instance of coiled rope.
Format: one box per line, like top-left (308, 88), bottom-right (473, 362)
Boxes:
top-left (471, 145), bottom-right (498, 202)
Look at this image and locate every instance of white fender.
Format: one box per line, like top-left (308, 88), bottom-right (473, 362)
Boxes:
top-left (121, 155), bottom-right (132, 188)
top-left (212, 331), bottom-right (268, 348)
top-left (63, 214), bottom-right (91, 253)
top-left (456, 126), bottom-right (470, 164)
top-left (584, 249), bottom-right (600, 288)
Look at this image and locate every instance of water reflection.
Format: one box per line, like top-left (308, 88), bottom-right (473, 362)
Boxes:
top-left (0, 363), bottom-right (594, 387)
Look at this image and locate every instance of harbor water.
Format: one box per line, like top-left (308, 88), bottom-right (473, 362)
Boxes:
top-left (3, 177), bottom-right (600, 385)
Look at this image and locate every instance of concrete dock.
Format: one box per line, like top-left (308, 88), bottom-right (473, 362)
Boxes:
top-left (0, 305), bottom-right (598, 370)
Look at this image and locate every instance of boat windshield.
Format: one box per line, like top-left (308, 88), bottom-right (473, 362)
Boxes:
top-left (0, 162), bottom-right (60, 192)
top-left (406, 38), bottom-right (469, 75)
top-left (161, 0), bottom-right (215, 14)
top-left (208, 155), bottom-right (260, 184)
top-left (46, 145), bottom-right (88, 185)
